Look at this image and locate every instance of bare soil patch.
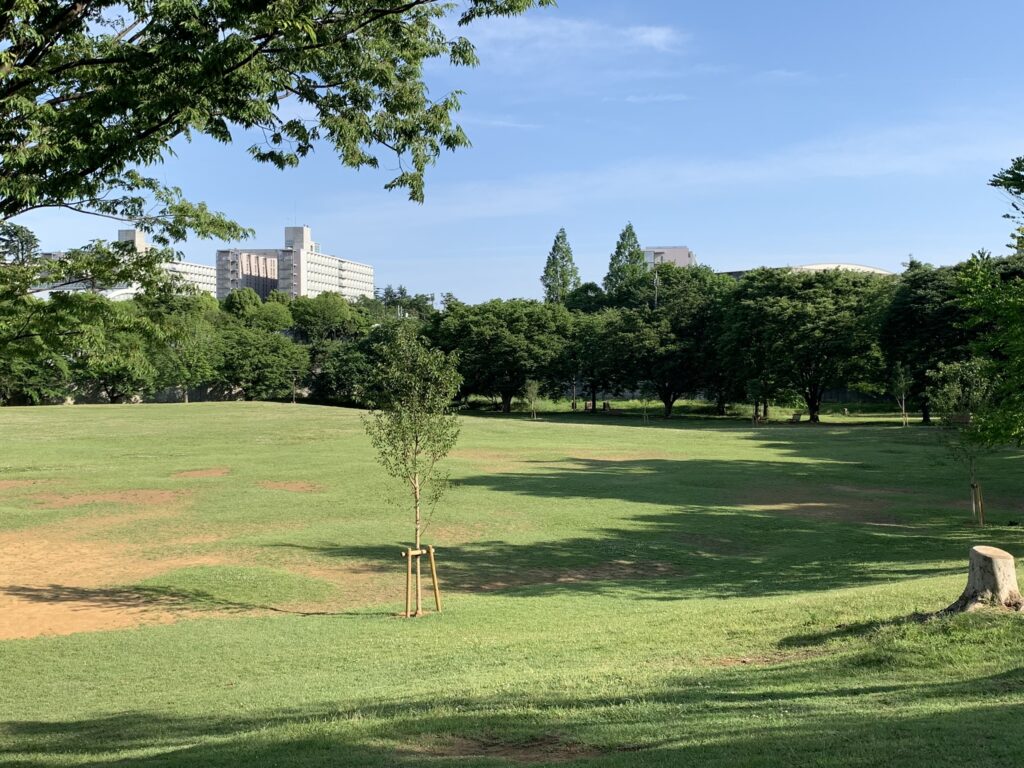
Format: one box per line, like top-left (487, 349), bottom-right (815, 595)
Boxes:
top-left (0, 479), bottom-right (48, 491)
top-left (405, 735), bottom-right (603, 764)
top-left (259, 481), bottom-right (323, 493)
top-left (449, 448), bottom-right (523, 473)
top-left (479, 559), bottom-right (677, 591)
top-left (566, 448), bottom-right (679, 463)
top-left (733, 485), bottom-right (904, 526)
top-left (31, 489), bottom-right (183, 510)
top-left (0, 489), bottom-right (224, 639)
top-left (173, 467), bottom-right (230, 479)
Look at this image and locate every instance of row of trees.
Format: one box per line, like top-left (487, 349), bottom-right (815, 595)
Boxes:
top-left (5, 215), bottom-right (1022, 429)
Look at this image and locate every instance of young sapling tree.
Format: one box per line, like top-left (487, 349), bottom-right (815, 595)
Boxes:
top-left (362, 324), bottom-right (461, 616)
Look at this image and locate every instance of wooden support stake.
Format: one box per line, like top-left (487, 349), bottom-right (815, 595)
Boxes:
top-left (427, 545), bottom-right (442, 612)
top-left (403, 548), bottom-right (413, 618)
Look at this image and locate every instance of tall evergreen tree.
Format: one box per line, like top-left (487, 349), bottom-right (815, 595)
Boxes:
top-left (603, 222), bottom-right (647, 297)
top-left (540, 228), bottom-right (581, 304)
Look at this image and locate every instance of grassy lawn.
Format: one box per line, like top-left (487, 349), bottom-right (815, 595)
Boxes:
top-left (2, 402), bottom-right (1024, 766)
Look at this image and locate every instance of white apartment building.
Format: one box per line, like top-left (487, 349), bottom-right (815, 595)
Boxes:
top-left (164, 260), bottom-right (217, 297)
top-left (36, 229), bottom-right (217, 299)
top-left (119, 229), bottom-right (218, 297)
top-left (644, 246), bottom-right (696, 268)
top-left (278, 226), bottom-right (375, 300)
top-left (215, 226), bottom-right (374, 301)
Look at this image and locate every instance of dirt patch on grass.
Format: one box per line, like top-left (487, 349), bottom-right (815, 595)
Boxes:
top-left (830, 484), bottom-right (916, 496)
top-left (32, 489), bottom-right (183, 510)
top-left (709, 648), bottom-right (826, 667)
top-left (405, 735), bottom-right (603, 764)
top-left (733, 484), bottom-right (906, 526)
top-left (449, 449), bottom-right (523, 473)
top-left (259, 481), bottom-right (323, 493)
top-left (0, 479), bottom-right (48, 491)
top-left (566, 448), bottom-right (679, 462)
top-left (479, 559), bottom-right (677, 591)
top-left (173, 467), bottom-right (230, 479)
top-left (0, 489), bottom-right (227, 639)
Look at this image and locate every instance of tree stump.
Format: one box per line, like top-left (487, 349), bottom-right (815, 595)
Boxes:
top-left (945, 546), bottom-right (1024, 613)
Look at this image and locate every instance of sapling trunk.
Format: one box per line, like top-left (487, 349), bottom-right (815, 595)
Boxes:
top-left (414, 474), bottom-right (423, 615)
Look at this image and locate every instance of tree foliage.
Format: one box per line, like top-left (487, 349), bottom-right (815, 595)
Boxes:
top-left (0, 0), bottom-right (554, 233)
top-left (362, 323), bottom-right (461, 547)
top-left (603, 222), bottom-right (646, 298)
top-left (540, 228), bottom-right (580, 304)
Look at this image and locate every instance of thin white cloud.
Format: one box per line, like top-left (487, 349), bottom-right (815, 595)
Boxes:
top-left (623, 25), bottom-right (688, 53)
top-left (616, 93), bottom-right (690, 104)
top-left (468, 15), bottom-right (690, 57)
top-left (461, 115), bottom-right (542, 130)
top-left (330, 118), bottom-right (1023, 224)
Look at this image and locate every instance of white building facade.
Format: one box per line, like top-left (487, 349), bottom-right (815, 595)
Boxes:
top-left (278, 226), bottom-right (375, 300)
top-left (215, 227), bottom-right (374, 301)
top-left (164, 260), bottom-right (217, 297)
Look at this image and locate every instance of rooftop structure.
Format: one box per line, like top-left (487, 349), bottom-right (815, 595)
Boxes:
top-left (216, 226), bottom-right (374, 301)
top-left (644, 246), bottom-right (696, 269)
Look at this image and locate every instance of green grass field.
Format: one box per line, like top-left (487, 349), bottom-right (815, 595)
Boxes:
top-left (2, 402), bottom-right (1024, 766)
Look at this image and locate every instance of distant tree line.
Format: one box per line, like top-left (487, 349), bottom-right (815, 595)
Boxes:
top-left (4, 218), bottom-right (1024, 432)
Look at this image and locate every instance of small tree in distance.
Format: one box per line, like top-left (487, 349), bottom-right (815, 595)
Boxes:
top-left (362, 324), bottom-right (462, 616)
top-left (928, 359), bottom-right (999, 526)
top-left (891, 362), bottom-right (912, 427)
top-left (520, 379), bottom-right (541, 420)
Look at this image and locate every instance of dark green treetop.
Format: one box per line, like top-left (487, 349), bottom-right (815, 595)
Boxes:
top-left (540, 228), bottom-right (581, 304)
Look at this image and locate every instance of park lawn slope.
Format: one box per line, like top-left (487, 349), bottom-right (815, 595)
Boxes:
top-left (1, 402), bottom-right (1024, 766)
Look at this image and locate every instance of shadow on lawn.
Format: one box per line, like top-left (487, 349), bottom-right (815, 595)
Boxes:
top-left (0, 584), bottom-right (369, 617)
top-left (5, 662), bottom-right (1024, 767)
top-left (269, 454), bottom-right (1009, 601)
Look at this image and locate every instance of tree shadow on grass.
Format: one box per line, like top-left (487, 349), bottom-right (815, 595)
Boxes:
top-left (266, 455), bottom-right (1002, 601)
top-left (5, 661), bottom-right (1024, 767)
top-left (0, 584), bottom-right (378, 617)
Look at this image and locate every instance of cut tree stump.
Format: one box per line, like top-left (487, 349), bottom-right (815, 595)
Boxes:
top-left (945, 546), bottom-right (1024, 613)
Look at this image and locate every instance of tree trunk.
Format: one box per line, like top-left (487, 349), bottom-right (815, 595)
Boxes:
top-left (804, 389), bottom-right (822, 423)
top-left (661, 395), bottom-right (675, 419)
top-left (716, 393), bottom-right (727, 416)
top-left (414, 477), bottom-right (423, 617)
top-left (763, 401), bottom-right (770, 421)
top-left (921, 401), bottom-right (932, 425)
top-left (500, 391), bottom-right (513, 413)
top-left (945, 546), bottom-right (1024, 613)
top-left (183, 388), bottom-right (189, 404)
top-left (590, 387), bottom-right (597, 413)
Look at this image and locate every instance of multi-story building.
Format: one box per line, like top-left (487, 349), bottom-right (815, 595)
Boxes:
top-left (215, 249), bottom-right (280, 300)
top-left (164, 260), bottom-right (217, 297)
top-left (278, 226), bottom-right (375, 300)
top-left (36, 229), bottom-right (218, 299)
top-left (216, 226), bottom-right (374, 301)
top-left (644, 246), bottom-right (696, 269)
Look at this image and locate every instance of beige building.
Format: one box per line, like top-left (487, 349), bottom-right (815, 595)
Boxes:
top-left (216, 249), bottom-right (280, 299)
top-left (216, 227), bottom-right (373, 301)
top-left (644, 246), bottom-right (696, 268)
top-left (278, 226), bottom-right (375, 300)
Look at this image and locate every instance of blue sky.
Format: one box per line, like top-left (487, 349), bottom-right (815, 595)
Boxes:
top-left (19, 0), bottom-right (1024, 302)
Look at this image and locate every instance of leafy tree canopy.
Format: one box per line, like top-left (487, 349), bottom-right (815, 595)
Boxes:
top-left (603, 222), bottom-right (646, 297)
top-left (1, 0), bottom-right (554, 239)
top-left (540, 227), bottom-right (580, 304)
